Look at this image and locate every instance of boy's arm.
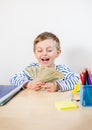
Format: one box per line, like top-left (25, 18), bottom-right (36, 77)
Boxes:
top-left (10, 63), bottom-right (39, 87)
top-left (56, 65), bottom-right (79, 91)
top-left (10, 70), bottom-right (32, 87)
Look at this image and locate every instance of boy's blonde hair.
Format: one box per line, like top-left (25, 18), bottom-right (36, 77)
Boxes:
top-left (33, 32), bottom-right (61, 51)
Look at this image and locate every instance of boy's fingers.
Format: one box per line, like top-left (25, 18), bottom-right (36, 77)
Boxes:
top-left (36, 82), bottom-right (44, 85)
top-left (34, 87), bottom-right (41, 91)
top-left (42, 84), bottom-right (49, 89)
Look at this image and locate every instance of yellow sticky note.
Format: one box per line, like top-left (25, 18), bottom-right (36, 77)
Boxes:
top-left (55, 101), bottom-right (78, 110)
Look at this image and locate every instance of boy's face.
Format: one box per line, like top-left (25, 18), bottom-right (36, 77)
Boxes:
top-left (34, 39), bottom-right (61, 67)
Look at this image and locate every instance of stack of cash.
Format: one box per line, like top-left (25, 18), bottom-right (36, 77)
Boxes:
top-left (25, 66), bottom-right (64, 83)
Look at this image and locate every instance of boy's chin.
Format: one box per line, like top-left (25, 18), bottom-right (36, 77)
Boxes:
top-left (41, 64), bottom-right (49, 67)
top-left (39, 63), bottom-right (50, 67)
top-left (40, 63), bottom-right (53, 67)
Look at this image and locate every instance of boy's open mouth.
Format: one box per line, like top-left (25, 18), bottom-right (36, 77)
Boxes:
top-left (41, 58), bottom-right (50, 62)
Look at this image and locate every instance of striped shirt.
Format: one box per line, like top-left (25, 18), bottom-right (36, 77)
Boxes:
top-left (10, 63), bottom-right (79, 91)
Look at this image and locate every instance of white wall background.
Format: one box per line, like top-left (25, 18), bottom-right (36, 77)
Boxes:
top-left (0, 0), bottom-right (92, 84)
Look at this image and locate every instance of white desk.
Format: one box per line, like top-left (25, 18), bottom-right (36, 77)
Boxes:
top-left (0, 89), bottom-right (92, 130)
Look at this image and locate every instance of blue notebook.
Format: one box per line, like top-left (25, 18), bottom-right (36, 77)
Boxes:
top-left (0, 85), bottom-right (23, 106)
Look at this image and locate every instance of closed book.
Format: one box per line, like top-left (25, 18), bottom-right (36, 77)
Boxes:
top-left (0, 85), bottom-right (23, 106)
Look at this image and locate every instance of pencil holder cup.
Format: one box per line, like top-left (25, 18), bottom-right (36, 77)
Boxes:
top-left (80, 85), bottom-right (92, 106)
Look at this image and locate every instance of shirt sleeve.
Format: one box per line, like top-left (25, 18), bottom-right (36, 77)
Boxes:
top-left (56, 65), bottom-right (79, 91)
top-left (10, 70), bottom-right (32, 86)
top-left (10, 63), bottom-right (39, 86)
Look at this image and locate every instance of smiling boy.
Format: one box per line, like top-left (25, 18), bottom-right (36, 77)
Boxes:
top-left (10, 32), bottom-right (79, 92)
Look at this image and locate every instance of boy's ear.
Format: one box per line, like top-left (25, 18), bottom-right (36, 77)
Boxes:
top-left (55, 50), bottom-right (61, 58)
top-left (56, 50), bottom-right (61, 57)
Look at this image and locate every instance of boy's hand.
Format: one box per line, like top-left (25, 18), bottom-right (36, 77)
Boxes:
top-left (24, 81), bottom-right (43, 91)
top-left (41, 81), bottom-right (60, 92)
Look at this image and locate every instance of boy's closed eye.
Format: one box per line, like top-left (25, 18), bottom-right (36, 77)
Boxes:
top-left (47, 49), bottom-right (52, 52)
top-left (37, 50), bottom-right (42, 52)
top-left (36, 49), bottom-right (52, 53)
top-left (36, 49), bottom-right (42, 52)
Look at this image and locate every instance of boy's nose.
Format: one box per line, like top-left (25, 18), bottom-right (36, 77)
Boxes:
top-left (42, 51), bottom-right (47, 55)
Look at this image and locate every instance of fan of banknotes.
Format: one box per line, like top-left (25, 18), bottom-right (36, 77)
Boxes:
top-left (25, 66), bottom-right (64, 82)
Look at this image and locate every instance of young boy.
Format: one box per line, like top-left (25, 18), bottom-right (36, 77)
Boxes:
top-left (10, 32), bottom-right (79, 92)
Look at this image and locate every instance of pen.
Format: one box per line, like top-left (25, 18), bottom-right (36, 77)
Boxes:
top-left (88, 72), bottom-right (92, 85)
top-left (80, 72), bottom-right (86, 85)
